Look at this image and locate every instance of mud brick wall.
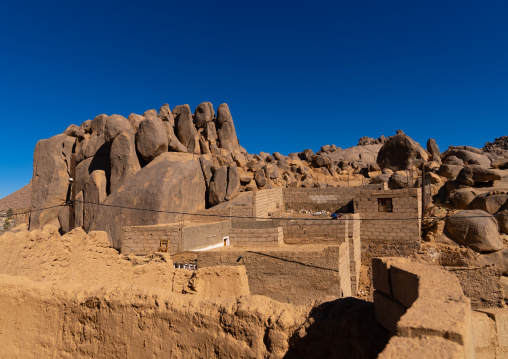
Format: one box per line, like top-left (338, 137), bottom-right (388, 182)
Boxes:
top-left (345, 213), bottom-right (361, 295)
top-left (230, 227), bottom-right (283, 247)
top-left (122, 221), bottom-right (232, 255)
top-left (197, 244), bottom-right (351, 305)
top-left (373, 258), bottom-right (475, 359)
top-left (354, 188), bottom-right (421, 258)
top-left (277, 219), bottom-right (348, 245)
top-left (282, 184), bottom-right (383, 212)
top-left (253, 189), bottom-right (283, 219)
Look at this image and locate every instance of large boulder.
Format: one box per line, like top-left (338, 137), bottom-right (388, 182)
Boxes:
top-left (426, 138), bottom-right (441, 164)
top-left (30, 134), bottom-right (75, 230)
top-left (225, 164), bottom-right (241, 201)
top-left (104, 114), bottom-right (133, 143)
top-left (456, 165), bottom-right (502, 186)
top-left (496, 209), bottom-right (508, 235)
top-left (442, 148), bottom-right (491, 167)
top-left (83, 170), bottom-right (108, 231)
top-left (194, 102), bottom-right (214, 129)
top-left (216, 103), bottom-right (240, 153)
top-left (376, 131), bottom-right (428, 171)
top-left (136, 118), bottom-right (169, 163)
top-left (437, 164), bottom-right (463, 179)
top-left (445, 210), bottom-right (503, 252)
top-left (469, 193), bottom-right (508, 214)
top-left (174, 104), bottom-right (200, 154)
top-left (449, 188), bottom-right (479, 209)
top-left (110, 132), bottom-right (141, 193)
top-left (90, 152), bottom-right (206, 249)
top-left (208, 166), bottom-right (228, 206)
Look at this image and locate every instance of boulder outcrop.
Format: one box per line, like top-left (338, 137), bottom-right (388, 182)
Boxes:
top-left (376, 131), bottom-right (428, 171)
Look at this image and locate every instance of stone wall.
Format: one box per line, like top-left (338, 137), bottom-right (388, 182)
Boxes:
top-left (354, 188), bottom-right (421, 257)
top-left (230, 227), bottom-right (283, 247)
top-left (253, 188), bottom-right (283, 219)
top-left (373, 257), bottom-right (474, 359)
top-left (346, 213), bottom-right (361, 295)
top-left (197, 244), bottom-right (351, 305)
top-left (472, 308), bottom-right (508, 358)
top-left (282, 184), bottom-right (383, 212)
top-left (278, 218), bottom-right (348, 245)
top-left (122, 221), bottom-right (231, 255)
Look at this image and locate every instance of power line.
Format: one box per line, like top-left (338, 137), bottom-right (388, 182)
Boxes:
top-left (71, 199), bottom-right (508, 222)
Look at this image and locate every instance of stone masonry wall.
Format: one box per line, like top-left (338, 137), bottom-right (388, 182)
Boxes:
top-left (354, 188), bottom-right (421, 258)
top-left (282, 184), bottom-right (383, 212)
top-left (345, 213), bottom-right (361, 295)
top-left (230, 227), bottom-right (283, 247)
top-left (278, 219), bottom-right (348, 245)
top-left (197, 244), bottom-right (351, 305)
top-left (253, 189), bottom-right (283, 219)
top-left (122, 221), bottom-right (231, 255)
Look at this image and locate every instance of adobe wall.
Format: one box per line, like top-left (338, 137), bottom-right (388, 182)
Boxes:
top-left (197, 244), bottom-right (351, 305)
top-left (373, 257), bottom-right (474, 359)
top-left (282, 184), bottom-right (383, 212)
top-left (355, 188), bottom-right (421, 258)
top-left (122, 221), bottom-right (231, 255)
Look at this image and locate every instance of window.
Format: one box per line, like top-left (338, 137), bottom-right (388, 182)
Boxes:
top-left (378, 198), bottom-right (393, 212)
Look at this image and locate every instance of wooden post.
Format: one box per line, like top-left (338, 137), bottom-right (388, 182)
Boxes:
top-left (68, 153), bottom-right (76, 231)
top-left (421, 162), bottom-right (426, 218)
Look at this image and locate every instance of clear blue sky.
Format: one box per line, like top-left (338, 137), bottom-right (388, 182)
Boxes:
top-left (0, 0), bottom-right (507, 198)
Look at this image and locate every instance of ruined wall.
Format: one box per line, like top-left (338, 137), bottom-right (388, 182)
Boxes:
top-left (472, 308), bottom-right (508, 358)
top-left (197, 245), bottom-right (351, 305)
top-left (282, 184), bottom-right (383, 212)
top-left (122, 221), bottom-right (231, 255)
top-left (346, 213), bottom-right (361, 295)
top-left (355, 188), bottom-right (421, 258)
top-left (373, 257), bottom-right (475, 359)
top-left (253, 188), bottom-right (283, 219)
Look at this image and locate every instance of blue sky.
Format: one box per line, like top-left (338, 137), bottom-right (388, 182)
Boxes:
top-left (0, 0), bottom-right (507, 198)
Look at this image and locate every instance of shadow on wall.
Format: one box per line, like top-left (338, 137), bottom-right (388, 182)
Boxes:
top-left (285, 297), bottom-right (390, 359)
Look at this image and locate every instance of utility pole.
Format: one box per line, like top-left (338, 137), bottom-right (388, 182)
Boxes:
top-left (67, 153), bottom-right (76, 231)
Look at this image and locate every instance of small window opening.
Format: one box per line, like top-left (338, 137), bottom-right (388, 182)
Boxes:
top-left (378, 198), bottom-right (393, 212)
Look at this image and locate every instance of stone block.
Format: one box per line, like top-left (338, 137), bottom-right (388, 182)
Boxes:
top-left (378, 336), bottom-right (463, 359)
top-left (372, 257), bottom-right (410, 296)
top-left (471, 311), bottom-right (496, 349)
top-left (477, 308), bottom-right (508, 347)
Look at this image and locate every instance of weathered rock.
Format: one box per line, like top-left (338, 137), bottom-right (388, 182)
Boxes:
top-left (63, 124), bottom-right (79, 137)
top-left (233, 153), bottom-right (247, 168)
top-left (470, 193), bottom-right (508, 214)
top-left (173, 104), bottom-right (200, 154)
top-left (426, 139), bottom-right (441, 164)
top-left (388, 172), bottom-right (409, 189)
top-left (259, 152), bottom-right (273, 162)
top-left (240, 175), bottom-right (252, 184)
top-left (217, 103), bottom-right (240, 153)
top-left (158, 104), bottom-right (174, 125)
top-left (110, 132), bottom-right (141, 193)
top-left (445, 210), bottom-right (503, 252)
top-left (456, 166), bottom-right (502, 186)
top-left (83, 170), bottom-right (108, 231)
top-left (437, 164), bottom-right (463, 179)
top-left (255, 169), bottom-right (267, 188)
top-left (198, 136), bottom-right (210, 154)
top-left (264, 164), bottom-right (280, 180)
top-left (142, 109), bottom-right (158, 120)
top-left (79, 120), bottom-right (92, 135)
top-left (225, 165), bottom-right (240, 201)
top-left (127, 113), bottom-right (144, 131)
top-left (449, 188), bottom-right (478, 210)
top-left (204, 121), bottom-right (218, 144)
top-left (199, 155), bottom-right (214, 187)
top-left (91, 114), bottom-right (108, 135)
top-left (194, 102), bottom-right (214, 129)
top-left (104, 114), bottom-right (133, 143)
top-left (442, 148), bottom-right (490, 167)
top-left (312, 154), bottom-right (331, 168)
top-left (299, 149), bottom-right (314, 162)
top-left (371, 173), bottom-right (391, 185)
top-left (443, 155), bottom-right (464, 166)
top-left (136, 118), bottom-right (169, 163)
top-left (29, 134), bottom-right (75, 230)
top-left (90, 153), bottom-right (206, 248)
top-left (377, 132), bottom-right (428, 171)
top-left (58, 206), bottom-right (71, 234)
top-left (273, 152), bottom-right (285, 161)
top-left (209, 166), bottom-right (228, 206)
top-left (496, 209), bottom-right (508, 235)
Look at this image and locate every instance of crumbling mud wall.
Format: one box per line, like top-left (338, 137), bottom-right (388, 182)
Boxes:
top-left (372, 257), bottom-right (475, 359)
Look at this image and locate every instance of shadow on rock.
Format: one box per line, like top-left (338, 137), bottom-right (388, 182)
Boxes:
top-left (285, 297), bottom-right (389, 359)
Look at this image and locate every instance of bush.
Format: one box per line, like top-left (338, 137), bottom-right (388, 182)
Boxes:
top-left (2, 218), bottom-right (10, 231)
